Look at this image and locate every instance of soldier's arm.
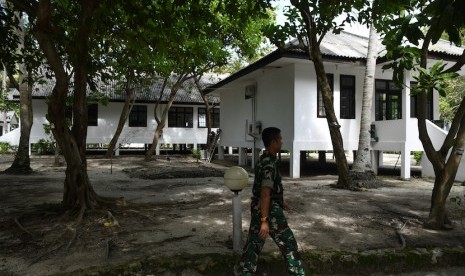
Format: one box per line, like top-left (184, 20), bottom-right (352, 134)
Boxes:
top-left (259, 186), bottom-right (271, 240)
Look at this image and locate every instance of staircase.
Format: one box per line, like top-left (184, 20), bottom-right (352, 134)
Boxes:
top-left (206, 129), bottom-right (222, 163)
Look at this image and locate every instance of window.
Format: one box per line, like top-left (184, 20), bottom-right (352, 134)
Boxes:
top-left (87, 103), bottom-right (98, 126)
top-left (168, 106), bottom-right (193, 128)
top-left (375, 80), bottom-right (402, 121)
top-left (317, 74), bottom-right (334, 118)
top-left (340, 75), bottom-right (356, 119)
top-left (198, 107), bottom-right (220, 128)
top-left (129, 105), bottom-right (147, 127)
top-left (410, 82), bottom-right (433, 120)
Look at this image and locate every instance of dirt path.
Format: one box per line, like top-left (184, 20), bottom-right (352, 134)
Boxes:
top-left (0, 155), bottom-right (464, 275)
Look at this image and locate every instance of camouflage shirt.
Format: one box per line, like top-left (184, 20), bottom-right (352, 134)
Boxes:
top-left (252, 151), bottom-right (284, 207)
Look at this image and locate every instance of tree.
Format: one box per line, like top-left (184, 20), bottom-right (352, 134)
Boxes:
top-left (263, 0), bottom-right (368, 188)
top-left (143, 0), bottom-right (271, 161)
top-left (351, 25), bottom-right (377, 176)
top-left (7, 0), bottom-right (115, 217)
top-left (1, 2), bottom-right (46, 174)
top-left (4, 0), bottom-right (271, 217)
top-left (3, 10), bottom-right (33, 174)
top-left (379, 0), bottom-right (465, 229)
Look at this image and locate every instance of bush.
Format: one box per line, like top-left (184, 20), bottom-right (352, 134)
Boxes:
top-left (32, 139), bottom-right (55, 155)
top-left (191, 148), bottom-right (201, 162)
top-left (412, 151), bottom-right (422, 165)
top-left (0, 142), bottom-right (11, 153)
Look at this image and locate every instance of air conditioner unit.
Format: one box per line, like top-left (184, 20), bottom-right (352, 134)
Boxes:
top-left (245, 84), bottom-right (256, 99)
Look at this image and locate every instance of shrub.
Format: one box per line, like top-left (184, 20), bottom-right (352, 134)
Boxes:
top-left (191, 148), bottom-right (201, 162)
top-left (0, 142), bottom-right (11, 153)
top-left (32, 139), bottom-right (55, 155)
top-left (412, 151), bottom-right (422, 165)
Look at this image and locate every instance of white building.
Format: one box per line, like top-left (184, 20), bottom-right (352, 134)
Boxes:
top-left (0, 111), bottom-right (19, 136)
top-left (0, 77), bottom-right (220, 154)
top-left (205, 31), bottom-right (465, 181)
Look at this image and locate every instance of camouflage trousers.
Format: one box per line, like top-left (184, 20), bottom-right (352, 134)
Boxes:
top-left (237, 201), bottom-right (305, 275)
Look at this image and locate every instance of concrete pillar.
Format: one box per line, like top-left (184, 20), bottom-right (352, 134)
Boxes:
top-left (228, 147), bottom-right (233, 155)
top-left (156, 144), bottom-right (160, 155)
top-left (252, 148), bottom-right (260, 169)
top-left (401, 145), bottom-right (411, 179)
top-left (371, 150), bottom-right (379, 175)
top-left (318, 151), bottom-right (326, 164)
top-left (218, 146), bottom-right (225, 160)
top-left (378, 150), bottom-right (384, 166)
top-left (238, 147), bottom-right (247, 166)
top-left (290, 149), bottom-right (301, 178)
top-left (193, 143), bottom-right (197, 150)
top-left (115, 146), bottom-right (120, 156)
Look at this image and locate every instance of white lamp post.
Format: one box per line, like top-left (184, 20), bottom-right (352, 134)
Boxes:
top-left (224, 166), bottom-right (249, 253)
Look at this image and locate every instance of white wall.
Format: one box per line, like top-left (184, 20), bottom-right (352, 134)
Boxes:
top-left (293, 62), bottom-right (365, 151)
top-left (3, 99), bottom-right (212, 146)
top-left (255, 64), bottom-right (295, 150)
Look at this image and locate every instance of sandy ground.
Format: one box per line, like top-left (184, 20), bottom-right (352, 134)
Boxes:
top-left (0, 154), bottom-right (464, 275)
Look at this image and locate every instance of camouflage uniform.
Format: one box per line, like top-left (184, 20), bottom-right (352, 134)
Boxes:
top-left (237, 151), bottom-right (305, 275)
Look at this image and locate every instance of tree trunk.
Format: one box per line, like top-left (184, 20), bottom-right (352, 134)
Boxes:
top-left (309, 34), bottom-right (350, 188)
top-left (423, 98), bottom-right (465, 229)
top-left (415, 32), bottom-right (465, 229)
top-left (28, 0), bottom-right (101, 211)
top-left (5, 70), bottom-right (33, 174)
top-left (5, 12), bottom-right (33, 174)
top-left (145, 75), bottom-right (188, 161)
top-left (351, 25), bottom-right (377, 175)
top-left (104, 86), bottom-right (135, 158)
top-left (195, 76), bottom-right (213, 149)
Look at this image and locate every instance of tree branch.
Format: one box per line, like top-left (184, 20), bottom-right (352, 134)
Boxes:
top-left (440, 97), bottom-right (465, 157)
top-left (444, 49), bottom-right (465, 74)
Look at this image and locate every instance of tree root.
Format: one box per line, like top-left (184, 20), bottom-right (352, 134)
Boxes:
top-left (29, 243), bottom-right (65, 266)
top-left (395, 220), bottom-right (409, 248)
top-left (14, 217), bottom-right (33, 236)
top-left (66, 204), bottom-right (86, 250)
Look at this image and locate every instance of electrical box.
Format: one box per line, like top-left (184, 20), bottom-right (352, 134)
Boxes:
top-left (245, 84), bottom-right (256, 99)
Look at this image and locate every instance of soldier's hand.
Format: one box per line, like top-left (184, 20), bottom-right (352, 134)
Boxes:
top-left (259, 222), bottom-right (269, 240)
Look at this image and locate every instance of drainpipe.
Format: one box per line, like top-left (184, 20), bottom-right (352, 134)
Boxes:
top-left (2, 65), bottom-right (7, 136)
top-left (252, 95), bottom-right (256, 169)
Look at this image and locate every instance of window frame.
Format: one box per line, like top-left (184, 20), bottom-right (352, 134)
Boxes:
top-left (128, 105), bottom-right (147, 127)
top-left (410, 82), bottom-right (434, 120)
top-left (375, 79), bottom-right (402, 121)
top-left (168, 106), bottom-right (194, 128)
top-left (340, 75), bottom-right (356, 119)
top-left (87, 103), bottom-right (98, 126)
top-left (198, 107), bottom-right (220, 128)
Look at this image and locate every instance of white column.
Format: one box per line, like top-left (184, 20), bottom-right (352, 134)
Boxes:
top-left (193, 143), bottom-right (197, 150)
top-left (379, 150), bottom-right (384, 166)
top-left (218, 146), bottom-right (225, 160)
top-left (371, 150), bottom-right (379, 175)
top-left (401, 70), bottom-right (411, 179)
top-left (401, 144), bottom-right (411, 179)
top-left (28, 142), bottom-right (31, 156)
top-left (115, 146), bottom-right (120, 156)
top-left (251, 148), bottom-right (260, 169)
top-left (228, 147), bottom-right (233, 155)
top-left (290, 148), bottom-right (301, 178)
top-left (156, 144), bottom-right (160, 155)
top-left (232, 191), bottom-right (243, 252)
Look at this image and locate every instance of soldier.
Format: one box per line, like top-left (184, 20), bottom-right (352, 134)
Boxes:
top-left (235, 127), bottom-right (305, 275)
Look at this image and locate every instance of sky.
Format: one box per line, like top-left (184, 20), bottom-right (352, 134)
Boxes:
top-left (274, 0), bottom-right (370, 37)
